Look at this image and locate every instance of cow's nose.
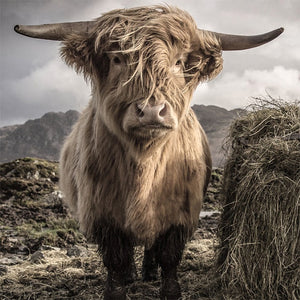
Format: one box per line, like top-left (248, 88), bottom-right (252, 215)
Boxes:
top-left (136, 102), bottom-right (168, 123)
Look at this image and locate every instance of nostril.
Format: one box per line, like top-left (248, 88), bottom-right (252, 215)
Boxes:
top-left (159, 104), bottom-right (167, 117)
top-left (136, 104), bottom-right (144, 118)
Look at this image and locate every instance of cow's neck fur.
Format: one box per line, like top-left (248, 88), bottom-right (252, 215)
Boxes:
top-left (78, 98), bottom-right (206, 246)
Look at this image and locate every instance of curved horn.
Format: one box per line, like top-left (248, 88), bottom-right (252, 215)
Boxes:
top-left (14, 21), bottom-right (96, 41)
top-left (211, 27), bottom-right (284, 51)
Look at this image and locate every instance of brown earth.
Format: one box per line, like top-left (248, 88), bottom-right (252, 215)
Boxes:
top-left (0, 158), bottom-right (223, 299)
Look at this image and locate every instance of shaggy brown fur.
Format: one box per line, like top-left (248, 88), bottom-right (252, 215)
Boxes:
top-left (58, 5), bottom-right (223, 298)
top-left (59, 6), bottom-right (221, 248)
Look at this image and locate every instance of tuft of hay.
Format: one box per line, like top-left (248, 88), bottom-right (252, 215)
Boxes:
top-left (218, 97), bottom-right (300, 300)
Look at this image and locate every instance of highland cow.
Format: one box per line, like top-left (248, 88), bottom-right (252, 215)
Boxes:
top-left (14, 6), bottom-right (283, 299)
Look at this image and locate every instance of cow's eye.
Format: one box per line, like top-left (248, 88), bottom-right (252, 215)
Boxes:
top-left (113, 56), bottom-right (121, 64)
top-left (175, 60), bottom-right (182, 66)
top-left (173, 59), bottom-right (184, 73)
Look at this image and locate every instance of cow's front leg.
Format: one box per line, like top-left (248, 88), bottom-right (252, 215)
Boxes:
top-left (155, 225), bottom-right (187, 300)
top-left (100, 224), bottom-right (134, 300)
top-left (142, 245), bottom-right (159, 281)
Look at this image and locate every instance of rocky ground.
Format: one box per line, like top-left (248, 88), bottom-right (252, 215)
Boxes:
top-left (0, 158), bottom-right (223, 299)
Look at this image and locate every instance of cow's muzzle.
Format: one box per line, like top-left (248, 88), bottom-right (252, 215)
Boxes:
top-left (122, 99), bottom-right (178, 138)
top-left (135, 102), bottom-right (168, 125)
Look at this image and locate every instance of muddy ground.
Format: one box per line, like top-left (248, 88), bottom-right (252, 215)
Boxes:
top-left (0, 158), bottom-right (223, 299)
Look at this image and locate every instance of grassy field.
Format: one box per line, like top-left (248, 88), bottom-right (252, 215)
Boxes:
top-left (0, 158), bottom-right (223, 299)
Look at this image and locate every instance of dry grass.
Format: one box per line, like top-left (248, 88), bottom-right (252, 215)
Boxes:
top-left (218, 96), bottom-right (300, 299)
top-left (0, 157), bottom-right (224, 299)
top-left (0, 238), bottom-right (220, 300)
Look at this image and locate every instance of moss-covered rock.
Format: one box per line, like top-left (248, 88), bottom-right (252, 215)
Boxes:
top-left (0, 157), bottom-right (58, 202)
top-left (0, 158), bottom-right (84, 254)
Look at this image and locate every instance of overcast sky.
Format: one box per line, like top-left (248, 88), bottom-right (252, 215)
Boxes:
top-left (0, 0), bottom-right (299, 127)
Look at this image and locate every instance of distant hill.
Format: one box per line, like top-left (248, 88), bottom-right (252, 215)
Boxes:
top-left (192, 105), bottom-right (245, 166)
top-left (0, 106), bottom-right (244, 166)
top-left (0, 110), bottom-right (79, 163)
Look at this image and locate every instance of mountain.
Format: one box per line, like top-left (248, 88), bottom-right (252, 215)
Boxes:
top-left (0, 106), bottom-right (244, 166)
top-left (192, 105), bottom-right (245, 166)
top-left (0, 110), bottom-right (79, 163)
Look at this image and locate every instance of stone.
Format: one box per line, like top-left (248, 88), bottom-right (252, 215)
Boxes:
top-left (30, 251), bottom-right (45, 264)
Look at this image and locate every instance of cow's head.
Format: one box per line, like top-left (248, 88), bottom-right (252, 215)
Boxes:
top-left (14, 6), bottom-right (283, 149)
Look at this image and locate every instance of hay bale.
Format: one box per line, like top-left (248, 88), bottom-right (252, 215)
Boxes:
top-left (218, 97), bottom-right (300, 299)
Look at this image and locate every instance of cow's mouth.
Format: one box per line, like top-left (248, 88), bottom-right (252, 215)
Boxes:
top-left (141, 123), bottom-right (172, 130)
top-left (128, 122), bottom-right (172, 138)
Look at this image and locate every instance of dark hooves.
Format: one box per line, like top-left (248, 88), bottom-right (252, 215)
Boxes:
top-left (160, 278), bottom-right (182, 300)
top-left (103, 285), bottom-right (126, 300)
top-left (104, 272), bottom-right (127, 300)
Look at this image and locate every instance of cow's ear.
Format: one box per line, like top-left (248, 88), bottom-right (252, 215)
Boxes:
top-left (199, 52), bottom-right (223, 81)
top-left (60, 33), bottom-right (95, 78)
top-left (196, 30), bottom-right (223, 81)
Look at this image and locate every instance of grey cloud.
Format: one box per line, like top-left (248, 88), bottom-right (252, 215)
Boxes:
top-left (0, 0), bottom-right (299, 127)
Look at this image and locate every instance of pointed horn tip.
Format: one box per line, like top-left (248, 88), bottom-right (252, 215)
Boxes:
top-left (14, 25), bottom-right (30, 37)
top-left (14, 25), bottom-right (21, 33)
top-left (272, 27), bottom-right (284, 39)
top-left (274, 27), bottom-right (284, 35)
